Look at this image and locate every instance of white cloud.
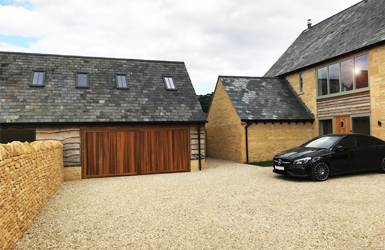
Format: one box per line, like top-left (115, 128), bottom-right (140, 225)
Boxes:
top-left (0, 0), bottom-right (361, 94)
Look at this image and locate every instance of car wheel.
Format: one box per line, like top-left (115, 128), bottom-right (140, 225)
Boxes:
top-left (380, 158), bottom-right (385, 173)
top-left (311, 161), bottom-right (330, 181)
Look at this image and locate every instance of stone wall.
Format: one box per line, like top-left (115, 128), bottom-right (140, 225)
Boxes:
top-left (248, 122), bottom-right (313, 162)
top-left (0, 141), bottom-right (63, 250)
top-left (206, 80), bottom-right (244, 162)
top-left (285, 69), bottom-right (318, 138)
top-left (369, 44), bottom-right (385, 141)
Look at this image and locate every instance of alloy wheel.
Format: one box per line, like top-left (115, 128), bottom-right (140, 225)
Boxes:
top-left (313, 162), bottom-right (330, 181)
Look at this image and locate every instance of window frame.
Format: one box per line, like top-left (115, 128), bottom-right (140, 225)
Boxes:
top-left (30, 70), bottom-right (46, 87)
top-left (116, 74), bottom-right (129, 89)
top-left (76, 72), bottom-right (89, 88)
top-left (163, 75), bottom-right (177, 91)
top-left (299, 73), bottom-right (303, 93)
top-left (350, 113), bottom-right (371, 135)
top-left (318, 117), bottom-right (334, 136)
top-left (316, 53), bottom-right (369, 99)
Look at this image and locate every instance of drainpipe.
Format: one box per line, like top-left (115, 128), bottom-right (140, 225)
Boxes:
top-left (245, 122), bottom-right (252, 163)
top-left (197, 124), bottom-right (202, 171)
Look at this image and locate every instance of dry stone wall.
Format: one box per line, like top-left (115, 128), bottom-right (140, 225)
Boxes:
top-left (0, 141), bottom-right (63, 250)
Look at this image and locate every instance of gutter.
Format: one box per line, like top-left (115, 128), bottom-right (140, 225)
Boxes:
top-left (245, 122), bottom-right (252, 163)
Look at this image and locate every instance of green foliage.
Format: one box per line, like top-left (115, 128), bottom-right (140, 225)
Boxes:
top-left (247, 161), bottom-right (273, 167)
top-left (197, 92), bottom-right (213, 114)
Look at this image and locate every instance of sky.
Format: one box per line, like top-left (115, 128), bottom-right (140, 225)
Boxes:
top-left (0, 0), bottom-right (361, 94)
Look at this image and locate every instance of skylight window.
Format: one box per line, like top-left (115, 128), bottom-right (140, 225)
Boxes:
top-left (76, 72), bottom-right (89, 88)
top-left (30, 71), bottom-right (45, 86)
top-left (163, 76), bottom-right (176, 90)
top-left (116, 74), bottom-right (128, 89)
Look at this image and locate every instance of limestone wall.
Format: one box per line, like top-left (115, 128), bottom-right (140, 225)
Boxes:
top-left (0, 141), bottom-right (63, 250)
top-left (206, 80), bottom-right (244, 162)
top-left (369, 44), bottom-right (385, 141)
top-left (248, 122), bottom-right (313, 162)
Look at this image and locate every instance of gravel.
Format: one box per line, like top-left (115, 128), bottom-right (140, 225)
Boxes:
top-left (15, 158), bottom-right (385, 250)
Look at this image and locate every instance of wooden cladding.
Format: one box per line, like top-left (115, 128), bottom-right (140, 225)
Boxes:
top-left (82, 128), bottom-right (190, 178)
top-left (317, 91), bottom-right (370, 118)
top-left (334, 116), bottom-right (351, 134)
top-left (36, 127), bottom-right (81, 166)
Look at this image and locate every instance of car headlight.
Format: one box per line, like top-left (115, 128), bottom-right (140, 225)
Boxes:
top-left (293, 157), bottom-right (311, 165)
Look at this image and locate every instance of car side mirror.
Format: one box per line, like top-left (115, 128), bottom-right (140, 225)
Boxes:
top-left (335, 145), bottom-right (344, 152)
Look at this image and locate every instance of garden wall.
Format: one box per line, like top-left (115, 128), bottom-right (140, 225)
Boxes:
top-left (0, 141), bottom-right (63, 250)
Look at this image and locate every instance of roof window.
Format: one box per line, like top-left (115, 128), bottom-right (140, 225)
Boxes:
top-left (76, 72), bottom-right (89, 88)
top-left (116, 74), bottom-right (128, 89)
top-left (163, 76), bottom-right (176, 90)
top-left (30, 71), bottom-right (45, 87)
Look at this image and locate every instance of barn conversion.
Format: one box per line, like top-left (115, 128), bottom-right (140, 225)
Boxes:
top-left (0, 51), bottom-right (206, 179)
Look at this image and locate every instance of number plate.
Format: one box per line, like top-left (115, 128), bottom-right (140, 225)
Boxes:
top-left (275, 165), bottom-right (284, 171)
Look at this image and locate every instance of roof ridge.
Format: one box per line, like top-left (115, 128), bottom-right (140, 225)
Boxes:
top-left (301, 0), bottom-right (364, 33)
top-left (0, 51), bottom-right (185, 64)
top-left (219, 75), bottom-right (281, 80)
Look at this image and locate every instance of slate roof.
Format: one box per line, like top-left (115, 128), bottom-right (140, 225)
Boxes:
top-left (265, 0), bottom-right (385, 77)
top-left (219, 76), bottom-right (314, 121)
top-left (0, 51), bottom-right (206, 124)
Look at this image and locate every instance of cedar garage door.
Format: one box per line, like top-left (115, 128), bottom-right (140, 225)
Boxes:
top-left (82, 129), bottom-right (190, 178)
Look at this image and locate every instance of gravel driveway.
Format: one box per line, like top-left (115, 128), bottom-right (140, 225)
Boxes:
top-left (15, 158), bottom-right (385, 250)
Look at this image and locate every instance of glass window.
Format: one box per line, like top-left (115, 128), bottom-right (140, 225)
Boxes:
top-left (355, 54), bottom-right (368, 89)
top-left (116, 74), bottom-right (128, 89)
top-left (319, 119), bottom-right (333, 135)
top-left (164, 76), bottom-right (176, 90)
top-left (328, 63), bottom-right (340, 94)
top-left (76, 73), bottom-right (89, 88)
top-left (299, 73), bottom-right (303, 92)
top-left (31, 71), bottom-right (45, 86)
top-left (358, 136), bottom-right (379, 147)
top-left (341, 59), bottom-right (354, 91)
top-left (0, 129), bottom-right (36, 143)
top-left (352, 116), bottom-right (370, 135)
top-left (338, 136), bottom-right (358, 148)
top-left (317, 67), bottom-right (328, 96)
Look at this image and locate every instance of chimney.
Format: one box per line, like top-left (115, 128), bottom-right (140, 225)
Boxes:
top-left (307, 19), bottom-right (312, 29)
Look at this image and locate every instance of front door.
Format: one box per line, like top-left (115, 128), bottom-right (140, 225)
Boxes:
top-left (334, 116), bottom-right (351, 134)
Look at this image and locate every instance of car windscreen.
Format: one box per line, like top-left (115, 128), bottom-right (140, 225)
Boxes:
top-left (302, 136), bottom-right (341, 149)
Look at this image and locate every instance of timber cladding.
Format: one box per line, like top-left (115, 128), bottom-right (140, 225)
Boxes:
top-left (81, 128), bottom-right (191, 178)
top-left (317, 91), bottom-right (370, 118)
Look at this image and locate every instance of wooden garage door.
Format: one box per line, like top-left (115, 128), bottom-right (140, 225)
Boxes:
top-left (82, 129), bottom-right (189, 178)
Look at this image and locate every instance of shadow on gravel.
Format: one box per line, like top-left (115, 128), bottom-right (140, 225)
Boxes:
top-left (272, 171), bottom-right (380, 182)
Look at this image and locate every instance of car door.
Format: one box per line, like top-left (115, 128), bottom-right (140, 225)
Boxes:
top-left (356, 135), bottom-right (384, 171)
top-left (329, 136), bottom-right (358, 175)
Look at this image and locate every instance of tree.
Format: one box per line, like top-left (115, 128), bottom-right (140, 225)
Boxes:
top-left (197, 92), bottom-right (213, 114)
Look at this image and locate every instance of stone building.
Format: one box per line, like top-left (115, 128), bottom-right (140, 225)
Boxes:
top-left (207, 0), bottom-right (385, 162)
top-left (0, 52), bottom-right (206, 179)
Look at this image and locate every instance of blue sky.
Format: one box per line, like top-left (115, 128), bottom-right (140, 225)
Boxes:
top-left (0, 0), bottom-right (361, 94)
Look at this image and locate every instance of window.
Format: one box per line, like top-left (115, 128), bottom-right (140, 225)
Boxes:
top-left (299, 73), bottom-right (303, 92)
top-left (0, 129), bottom-right (36, 143)
top-left (116, 74), bottom-right (128, 89)
top-left (357, 136), bottom-right (379, 147)
top-left (30, 71), bottom-right (45, 86)
top-left (163, 76), bottom-right (176, 90)
top-left (338, 136), bottom-right (357, 149)
top-left (352, 116), bottom-right (370, 135)
top-left (329, 63), bottom-right (340, 94)
top-left (76, 73), bottom-right (89, 88)
top-left (317, 54), bottom-right (369, 97)
top-left (319, 119), bottom-right (333, 135)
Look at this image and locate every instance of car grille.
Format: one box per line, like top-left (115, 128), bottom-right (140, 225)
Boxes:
top-left (273, 158), bottom-right (291, 166)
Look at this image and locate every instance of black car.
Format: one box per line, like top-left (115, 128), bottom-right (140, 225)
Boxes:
top-left (273, 133), bottom-right (385, 181)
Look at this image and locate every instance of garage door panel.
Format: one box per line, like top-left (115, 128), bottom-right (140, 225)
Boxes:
top-left (83, 128), bottom-right (189, 178)
top-left (117, 131), bottom-right (137, 175)
top-left (140, 129), bottom-right (189, 174)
